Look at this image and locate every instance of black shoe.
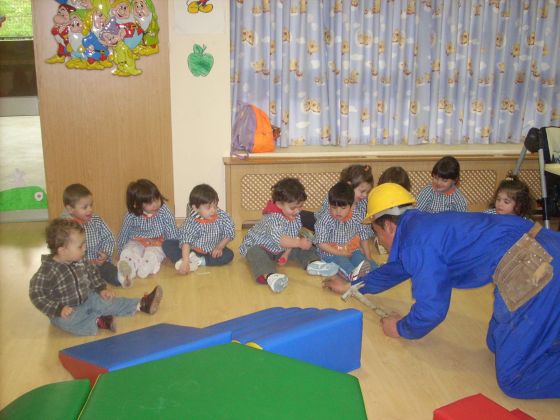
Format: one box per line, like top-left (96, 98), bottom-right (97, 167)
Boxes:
top-left (140, 285), bottom-right (163, 314)
top-left (96, 315), bottom-right (117, 332)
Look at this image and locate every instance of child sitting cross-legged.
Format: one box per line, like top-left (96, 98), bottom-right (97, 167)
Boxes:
top-left (239, 177), bottom-right (338, 293)
top-left (164, 184), bottom-right (236, 274)
top-left (29, 219), bottom-right (163, 336)
top-left (314, 181), bottom-right (378, 281)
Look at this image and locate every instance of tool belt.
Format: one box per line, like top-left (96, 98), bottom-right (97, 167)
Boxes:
top-left (493, 223), bottom-right (553, 312)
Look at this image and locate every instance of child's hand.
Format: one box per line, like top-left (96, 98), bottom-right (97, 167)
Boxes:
top-left (211, 246), bottom-right (223, 258)
top-left (99, 289), bottom-right (114, 300)
top-left (299, 238), bottom-right (313, 250)
top-left (177, 260), bottom-right (190, 275)
top-left (94, 251), bottom-right (109, 265)
top-left (61, 305), bottom-right (73, 319)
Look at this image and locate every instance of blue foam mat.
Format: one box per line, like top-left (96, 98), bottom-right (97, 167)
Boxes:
top-left (61, 323), bottom-right (232, 370)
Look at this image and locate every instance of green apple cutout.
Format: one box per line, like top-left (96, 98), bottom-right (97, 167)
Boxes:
top-left (188, 44), bottom-right (214, 77)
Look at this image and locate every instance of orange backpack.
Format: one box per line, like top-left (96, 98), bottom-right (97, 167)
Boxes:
top-left (231, 102), bottom-right (276, 157)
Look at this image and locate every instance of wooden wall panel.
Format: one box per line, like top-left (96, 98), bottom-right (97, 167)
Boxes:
top-left (32, 0), bottom-right (173, 232)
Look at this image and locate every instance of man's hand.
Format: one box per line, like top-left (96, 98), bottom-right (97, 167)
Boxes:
top-left (381, 314), bottom-right (402, 338)
top-left (61, 305), bottom-right (73, 319)
top-left (99, 289), bottom-right (114, 300)
top-left (322, 275), bottom-right (351, 295)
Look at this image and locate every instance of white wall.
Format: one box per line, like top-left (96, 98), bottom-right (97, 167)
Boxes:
top-left (168, 2), bottom-right (231, 218)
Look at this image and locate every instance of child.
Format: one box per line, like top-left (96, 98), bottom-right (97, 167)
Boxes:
top-left (239, 177), bottom-right (338, 293)
top-left (378, 166), bottom-right (412, 191)
top-left (416, 155), bottom-right (467, 213)
top-left (484, 175), bottom-right (533, 218)
top-left (117, 179), bottom-right (179, 287)
top-left (314, 181), bottom-right (378, 280)
top-left (300, 164), bottom-right (374, 257)
top-left (164, 184), bottom-right (235, 274)
top-left (29, 219), bottom-right (163, 336)
top-left (61, 183), bottom-right (119, 286)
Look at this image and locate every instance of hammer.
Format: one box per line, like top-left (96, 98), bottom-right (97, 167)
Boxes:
top-left (341, 281), bottom-right (389, 319)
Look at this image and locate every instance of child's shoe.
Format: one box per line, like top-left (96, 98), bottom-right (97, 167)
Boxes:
top-left (350, 260), bottom-right (371, 282)
top-left (174, 258), bottom-right (200, 272)
top-left (137, 252), bottom-right (158, 278)
top-left (266, 273), bottom-right (288, 293)
top-left (190, 251), bottom-right (205, 267)
top-left (96, 315), bottom-right (117, 332)
top-left (139, 285), bottom-right (163, 314)
top-left (306, 260), bottom-right (339, 277)
top-left (117, 260), bottom-right (136, 288)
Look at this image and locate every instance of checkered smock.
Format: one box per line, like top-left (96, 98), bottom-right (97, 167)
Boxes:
top-left (117, 203), bottom-right (179, 252)
top-left (62, 213), bottom-right (115, 262)
top-left (483, 208), bottom-right (531, 220)
top-left (29, 255), bottom-right (106, 318)
top-left (314, 208), bottom-right (373, 258)
top-left (416, 186), bottom-right (468, 213)
top-left (179, 209), bottom-right (235, 253)
top-left (239, 212), bottom-right (302, 256)
top-left (315, 197), bottom-right (368, 221)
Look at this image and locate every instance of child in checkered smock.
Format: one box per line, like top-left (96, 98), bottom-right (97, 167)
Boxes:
top-left (484, 175), bottom-right (533, 219)
top-left (116, 179), bottom-right (179, 288)
top-left (416, 156), bottom-right (468, 213)
top-left (163, 184), bottom-right (235, 274)
top-left (61, 183), bottom-right (119, 286)
top-left (300, 164), bottom-right (375, 258)
top-left (314, 182), bottom-right (378, 280)
top-left (240, 177), bottom-right (338, 293)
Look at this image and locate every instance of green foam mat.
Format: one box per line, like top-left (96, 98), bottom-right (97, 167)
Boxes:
top-left (0, 379), bottom-right (90, 420)
top-left (81, 343), bottom-right (366, 419)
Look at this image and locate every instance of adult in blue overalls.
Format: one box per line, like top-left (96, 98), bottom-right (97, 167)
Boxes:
top-left (325, 183), bottom-right (560, 399)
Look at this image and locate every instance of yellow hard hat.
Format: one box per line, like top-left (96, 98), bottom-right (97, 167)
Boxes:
top-left (363, 183), bottom-right (416, 223)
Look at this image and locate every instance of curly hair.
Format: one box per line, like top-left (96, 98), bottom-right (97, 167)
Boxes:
top-left (46, 218), bottom-right (84, 254)
top-left (490, 175), bottom-right (533, 217)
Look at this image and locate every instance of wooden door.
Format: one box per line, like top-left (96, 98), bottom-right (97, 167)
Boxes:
top-left (32, 0), bottom-right (173, 232)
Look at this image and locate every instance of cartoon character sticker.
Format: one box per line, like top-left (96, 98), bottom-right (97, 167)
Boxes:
top-left (46, 3), bottom-right (76, 63)
top-left (187, 0), bottom-right (213, 14)
top-left (46, 0), bottom-right (159, 76)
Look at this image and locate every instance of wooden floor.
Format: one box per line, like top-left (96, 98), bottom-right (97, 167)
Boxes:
top-left (1, 221), bottom-right (559, 418)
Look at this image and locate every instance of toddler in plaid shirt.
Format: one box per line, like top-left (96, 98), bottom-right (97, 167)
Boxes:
top-left (240, 177), bottom-right (338, 293)
top-left (416, 156), bottom-right (467, 213)
top-left (116, 179), bottom-right (179, 287)
top-left (163, 184), bottom-right (235, 274)
top-left (29, 219), bottom-right (163, 336)
top-left (61, 183), bottom-right (119, 286)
